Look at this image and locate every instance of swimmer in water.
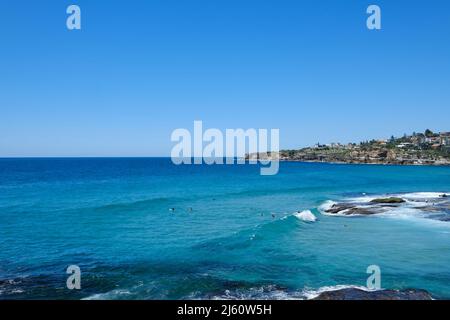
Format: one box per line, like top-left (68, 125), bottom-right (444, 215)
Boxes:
top-left (188, 207), bottom-right (193, 212)
top-left (271, 213), bottom-right (276, 219)
top-left (169, 208), bottom-right (175, 212)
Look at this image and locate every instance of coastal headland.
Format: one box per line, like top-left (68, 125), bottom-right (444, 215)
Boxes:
top-left (248, 129), bottom-right (450, 166)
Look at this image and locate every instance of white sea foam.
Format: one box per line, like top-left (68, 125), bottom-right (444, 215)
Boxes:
top-left (207, 285), bottom-right (304, 300)
top-left (347, 192), bottom-right (449, 203)
top-left (206, 284), bottom-right (374, 300)
top-left (83, 289), bottom-right (132, 300)
top-left (319, 200), bottom-right (357, 217)
top-left (293, 210), bottom-right (317, 222)
top-left (400, 192), bottom-right (448, 200)
top-left (346, 195), bottom-right (379, 202)
top-left (301, 285), bottom-right (373, 300)
top-left (374, 207), bottom-right (425, 219)
top-left (318, 200), bottom-right (336, 214)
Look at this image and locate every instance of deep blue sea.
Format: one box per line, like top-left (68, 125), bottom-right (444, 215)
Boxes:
top-left (0, 158), bottom-right (449, 299)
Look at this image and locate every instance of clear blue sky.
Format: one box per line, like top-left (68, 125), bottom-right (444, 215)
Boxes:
top-left (1, 0), bottom-right (449, 156)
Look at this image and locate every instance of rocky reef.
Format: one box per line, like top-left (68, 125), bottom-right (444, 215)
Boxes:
top-left (322, 193), bottom-right (450, 221)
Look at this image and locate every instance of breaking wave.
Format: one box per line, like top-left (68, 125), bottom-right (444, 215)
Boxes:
top-left (198, 284), bottom-right (374, 300)
top-left (293, 210), bottom-right (317, 222)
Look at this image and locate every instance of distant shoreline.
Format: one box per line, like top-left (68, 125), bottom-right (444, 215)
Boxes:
top-left (277, 159), bottom-right (450, 167)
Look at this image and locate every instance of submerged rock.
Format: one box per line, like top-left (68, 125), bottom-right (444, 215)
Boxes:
top-left (413, 206), bottom-right (442, 212)
top-left (370, 197), bottom-right (405, 204)
top-left (313, 288), bottom-right (433, 300)
top-left (436, 215), bottom-right (450, 221)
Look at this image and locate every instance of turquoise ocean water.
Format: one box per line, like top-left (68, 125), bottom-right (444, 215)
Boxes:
top-left (0, 158), bottom-right (449, 299)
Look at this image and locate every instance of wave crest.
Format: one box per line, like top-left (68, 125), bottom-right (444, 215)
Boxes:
top-left (293, 210), bottom-right (317, 222)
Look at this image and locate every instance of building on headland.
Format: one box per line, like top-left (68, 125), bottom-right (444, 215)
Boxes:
top-left (397, 142), bottom-right (413, 148)
top-left (440, 132), bottom-right (450, 146)
top-left (327, 142), bottom-right (344, 148)
top-left (411, 134), bottom-right (426, 145)
top-left (385, 131), bottom-right (450, 149)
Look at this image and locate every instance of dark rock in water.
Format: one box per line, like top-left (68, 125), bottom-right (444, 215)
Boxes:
top-left (414, 206), bottom-right (442, 212)
top-left (344, 207), bottom-right (378, 215)
top-left (370, 197), bottom-right (405, 204)
top-left (324, 195), bottom-right (449, 220)
top-left (325, 203), bottom-right (354, 214)
top-left (313, 288), bottom-right (433, 300)
top-left (437, 215), bottom-right (450, 222)
top-left (325, 203), bottom-right (382, 215)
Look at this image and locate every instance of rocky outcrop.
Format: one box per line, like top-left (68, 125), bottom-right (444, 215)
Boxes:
top-left (313, 288), bottom-right (433, 300)
top-left (325, 203), bottom-right (385, 215)
top-left (323, 194), bottom-right (450, 221)
top-left (370, 197), bottom-right (405, 204)
top-left (324, 203), bottom-right (354, 214)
